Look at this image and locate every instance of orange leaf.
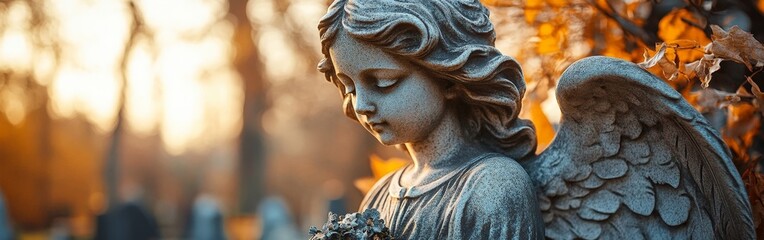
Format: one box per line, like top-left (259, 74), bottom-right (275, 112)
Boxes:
top-left (639, 43), bottom-right (679, 80)
top-left (369, 154), bottom-right (408, 180)
top-left (538, 23), bottom-right (555, 36)
top-left (659, 9), bottom-right (691, 41)
top-left (666, 39), bottom-right (702, 49)
top-left (536, 23), bottom-right (565, 54)
top-left (547, 0), bottom-right (567, 8)
top-left (525, 9), bottom-right (539, 24)
top-left (522, 0), bottom-right (544, 23)
top-left (526, 0), bottom-right (543, 8)
top-left (723, 102), bottom-right (760, 164)
top-left (658, 9), bottom-right (709, 61)
top-left (638, 43), bottom-right (667, 69)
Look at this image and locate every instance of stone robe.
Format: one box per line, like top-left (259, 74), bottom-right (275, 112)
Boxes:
top-left (359, 153), bottom-right (544, 239)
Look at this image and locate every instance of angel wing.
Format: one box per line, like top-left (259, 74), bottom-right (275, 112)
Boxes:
top-left (522, 56), bottom-right (755, 239)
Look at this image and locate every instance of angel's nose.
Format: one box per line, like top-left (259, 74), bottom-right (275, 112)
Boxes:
top-left (353, 92), bottom-right (376, 116)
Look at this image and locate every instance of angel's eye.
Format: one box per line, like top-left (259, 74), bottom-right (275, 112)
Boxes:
top-left (376, 78), bottom-right (399, 89)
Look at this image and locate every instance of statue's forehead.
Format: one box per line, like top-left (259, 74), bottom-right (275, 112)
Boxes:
top-left (328, 31), bottom-right (404, 76)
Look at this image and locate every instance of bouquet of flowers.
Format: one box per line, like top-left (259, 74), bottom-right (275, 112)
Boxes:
top-left (309, 208), bottom-right (393, 240)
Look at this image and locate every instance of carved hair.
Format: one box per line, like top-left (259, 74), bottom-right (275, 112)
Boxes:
top-left (317, 0), bottom-right (537, 160)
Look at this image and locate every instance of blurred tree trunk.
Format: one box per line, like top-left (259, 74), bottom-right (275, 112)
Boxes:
top-left (106, 0), bottom-right (138, 208)
top-left (229, 0), bottom-right (268, 214)
top-left (102, 2), bottom-right (141, 238)
top-left (27, 0), bottom-right (53, 226)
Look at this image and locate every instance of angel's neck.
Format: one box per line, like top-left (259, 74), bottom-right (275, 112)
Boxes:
top-left (403, 112), bottom-right (482, 181)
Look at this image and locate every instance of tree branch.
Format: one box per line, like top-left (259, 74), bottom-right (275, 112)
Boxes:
top-left (588, 0), bottom-right (658, 45)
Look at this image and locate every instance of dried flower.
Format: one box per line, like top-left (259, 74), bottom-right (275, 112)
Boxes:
top-left (309, 209), bottom-right (393, 240)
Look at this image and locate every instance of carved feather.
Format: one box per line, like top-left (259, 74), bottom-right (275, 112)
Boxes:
top-left (523, 56), bottom-right (754, 239)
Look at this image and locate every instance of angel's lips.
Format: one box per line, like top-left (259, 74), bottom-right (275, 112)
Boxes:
top-left (367, 121), bottom-right (387, 132)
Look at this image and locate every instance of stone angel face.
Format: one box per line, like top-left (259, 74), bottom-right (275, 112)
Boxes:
top-left (316, 0), bottom-right (755, 239)
top-left (318, 0), bottom-right (536, 160)
top-left (328, 31), bottom-right (452, 146)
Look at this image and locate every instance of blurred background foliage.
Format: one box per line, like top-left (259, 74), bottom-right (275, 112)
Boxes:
top-left (0, 0), bottom-right (761, 239)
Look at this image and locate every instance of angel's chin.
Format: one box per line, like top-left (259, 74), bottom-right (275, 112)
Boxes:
top-left (373, 133), bottom-right (403, 146)
top-left (375, 138), bottom-right (396, 146)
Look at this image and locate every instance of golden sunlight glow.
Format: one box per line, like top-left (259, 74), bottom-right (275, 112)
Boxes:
top-left (137, 0), bottom-right (225, 35)
top-left (247, 0), bottom-right (275, 25)
top-left (32, 48), bottom-right (57, 86)
top-left (0, 0), bottom-right (245, 155)
top-left (0, 31), bottom-right (32, 73)
top-left (52, 0), bottom-right (131, 70)
top-left (0, 2), bottom-right (34, 125)
top-left (49, 67), bottom-right (121, 133)
top-left (44, 0), bottom-right (129, 133)
top-left (0, 84), bottom-right (27, 125)
top-left (158, 43), bottom-right (206, 155)
top-left (0, 2), bottom-right (33, 73)
top-left (258, 27), bottom-right (299, 81)
top-left (284, 0), bottom-right (326, 40)
top-left (139, 0), bottom-right (241, 155)
top-left (125, 38), bottom-right (160, 136)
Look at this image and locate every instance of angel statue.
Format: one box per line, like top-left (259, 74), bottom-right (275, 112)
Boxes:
top-left (315, 0), bottom-right (755, 238)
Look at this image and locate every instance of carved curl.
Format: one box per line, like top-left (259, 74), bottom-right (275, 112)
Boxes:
top-left (317, 0), bottom-right (537, 160)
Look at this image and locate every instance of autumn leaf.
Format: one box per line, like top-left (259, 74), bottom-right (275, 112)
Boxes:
top-left (525, 9), bottom-right (539, 23)
top-left (658, 9), bottom-right (702, 40)
top-left (355, 155), bottom-right (409, 195)
top-left (747, 76), bottom-right (764, 112)
top-left (659, 53), bottom-right (679, 80)
top-left (536, 23), bottom-right (565, 54)
top-left (666, 39), bottom-right (702, 49)
top-left (369, 154), bottom-right (408, 180)
top-left (524, 0), bottom-right (544, 23)
top-left (547, 0), bottom-right (566, 8)
top-left (723, 102), bottom-right (760, 164)
top-left (658, 9), bottom-right (709, 61)
top-left (687, 88), bottom-right (740, 113)
top-left (708, 25), bottom-right (764, 70)
top-left (638, 44), bottom-right (666, 69)
top-left (638, 43), bottom-right (680, 80)
top-left (685, 54), bottom-right (722, 88)
top-left (526, 0), bottom-right (543, 8)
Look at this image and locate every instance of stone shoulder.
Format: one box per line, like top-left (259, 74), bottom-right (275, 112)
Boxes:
top-left (463, 155), bottom-right (537, 215)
